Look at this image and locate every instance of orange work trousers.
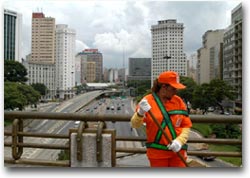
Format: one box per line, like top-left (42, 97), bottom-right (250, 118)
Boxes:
top-left (149, 154), bottom-right (187, 167)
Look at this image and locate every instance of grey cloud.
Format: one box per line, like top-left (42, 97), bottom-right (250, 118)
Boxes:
top-left (4, 0), bottom-right (241, 68)
top-left (144, 1), bottom-right (239, 56)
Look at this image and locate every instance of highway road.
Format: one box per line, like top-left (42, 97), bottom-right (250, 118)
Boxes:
top-left (4, 92), bottom-right (141, 162)
top-left (4, 91), bottom-right (236, 167)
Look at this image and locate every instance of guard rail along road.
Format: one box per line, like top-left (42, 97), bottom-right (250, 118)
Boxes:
top-left (4, 111), bottom-right (242, 167)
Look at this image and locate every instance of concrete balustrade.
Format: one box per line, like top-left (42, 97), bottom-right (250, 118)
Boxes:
top-left (70, 133), bottom-right (112, 167)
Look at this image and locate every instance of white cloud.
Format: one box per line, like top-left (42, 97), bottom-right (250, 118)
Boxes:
top-left (3, 0), bottom-right (242, 68)
top-left (75, 40), bottom-right (89, 52)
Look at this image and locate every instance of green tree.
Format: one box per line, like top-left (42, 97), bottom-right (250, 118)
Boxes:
top-left (178, 76), bottom-right (197, 103)
top-left (4, 82), bottom-right (27, 110)
top-left (75, 84), bottom-right (87, 94)
top-left (18, 83), bottom-right (40, 106)
top-left (192, 79), bottom-right (236, 112)
top-left (31, 83), bottom-right (47, 96)
top-left (4, 60), bottom-right (28, 82)
top-left (127, 80), bottom-right (151, 96)
top-left (4, 82), bottom-right (40, 110)
top-left (209, 79), bottom-right (236, 111)
top-left (192, 83), bottom-right (212, 111)
top-left (210, 124), bottom-right (241, 139)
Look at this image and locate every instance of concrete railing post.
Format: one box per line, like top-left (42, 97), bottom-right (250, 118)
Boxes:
top-left (70, 132), bottom-right (113, 167)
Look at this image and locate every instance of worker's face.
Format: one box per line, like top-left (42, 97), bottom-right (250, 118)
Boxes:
top-left (161, 84), bottom-right (177, 99)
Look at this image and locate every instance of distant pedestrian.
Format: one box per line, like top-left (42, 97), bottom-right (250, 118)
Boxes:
top-left (131, 71), bottom-right (192, 167)
top-left (187, 101), bottom-right (191, 114)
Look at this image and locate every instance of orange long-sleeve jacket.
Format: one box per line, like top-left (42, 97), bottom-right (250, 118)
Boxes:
top-left (131, 93), bottom-right (192, 159)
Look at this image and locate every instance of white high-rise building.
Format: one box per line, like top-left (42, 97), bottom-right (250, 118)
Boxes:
top-left (55, 24), bottom-right (76, 100)
top-left (151, 19), bottom-right (187, 85)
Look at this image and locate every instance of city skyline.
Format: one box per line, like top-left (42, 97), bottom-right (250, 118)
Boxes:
top-left (3, 0), bottom-right (241, 69)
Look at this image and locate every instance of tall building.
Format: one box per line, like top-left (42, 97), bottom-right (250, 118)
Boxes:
top-left (118, 68), bottom-right (126, 83)
top-left (27, 63), bottom-right (55, 99)
top-left (75, 53), bottom-right (87, 84)
top-left (30, 12), bottom-right (55, 64)
top-left (75, 53), bottom-right (81, 85)
top-left (76, 49), bottom-right (103, 83)
top-left (223, 3), bottom-right (242, 101)
top-left (128, 58), bottom-right (151, 81)
top-left (4, 9), bottom-right (22, 62)
top-left (27, 12), bottom-right (56, 100)
top-left (86, 62), bottom-right (96, 82)
top-left (151, 19), bottom-right (187, 85)
top-left (197, 29), bottom-right (225, 84)
top-left (188, 53), bottom-right (198, 82)
top-left (55, 24), bottom-right (76, 99)
top-left (103, 68), bottom-right (109, 82)
top-left (108, 68), bottom-right (119, 83)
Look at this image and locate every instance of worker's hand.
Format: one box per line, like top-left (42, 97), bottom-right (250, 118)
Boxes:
top-left (137, 99), bottom-right (151, 116)
top-left (168, 140), bottom-right (182, 152)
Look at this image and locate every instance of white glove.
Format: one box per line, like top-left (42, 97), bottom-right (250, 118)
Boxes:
top-left (137, 99), bottom-right (151, 116)
top-left (168, 139), bottom-right (182, 152)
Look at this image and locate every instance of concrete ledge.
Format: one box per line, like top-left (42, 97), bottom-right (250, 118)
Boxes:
top-left (70, 133), bottom-right (112, 167)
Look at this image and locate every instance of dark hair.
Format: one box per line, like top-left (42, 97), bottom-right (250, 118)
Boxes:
top-left (151, 79), bottom-right (162, 92)
top-left (151, 79), bottom-right (171, 93)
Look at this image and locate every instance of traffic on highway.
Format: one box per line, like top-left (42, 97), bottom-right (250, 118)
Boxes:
top-left (4, 91), bottom-right (235, 167)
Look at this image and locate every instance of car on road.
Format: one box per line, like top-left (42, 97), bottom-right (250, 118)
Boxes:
top-left (197, 148), bottom-right (216, 161)
top-left (207, 106), bottom-right (215, 112)
top-left (74, 121), bottom-right (80, 127)
top-left (193, 143), bottom-right (216, 161)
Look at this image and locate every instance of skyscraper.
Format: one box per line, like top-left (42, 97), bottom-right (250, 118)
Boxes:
top-left (30, 12), bottom-right (55, 64)
top-left (55, 24), bottom-right (76, 99)
top-left (77, 49), bottom-right (103, 82)
top-left (151, 19), bottom-right (187, 85)
top-left (197, 29), bottom-right (225, 84)
top-left (4, 9), bottom-right (22, 62)
top-left (223, 3), bottom-right (242, 101)
top-left (128, 58), bottom-right (151, 81)
top-left (27, 12), bottom-right (56, 100)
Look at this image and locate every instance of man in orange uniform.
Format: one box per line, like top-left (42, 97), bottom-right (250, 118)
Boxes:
top-left (131, 71), bottom-right (192, 167)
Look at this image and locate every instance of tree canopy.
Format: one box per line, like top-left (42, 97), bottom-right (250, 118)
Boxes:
top-left (178, 76), bottom-right (197, 103)
top-left (4, 60), bottom-right (28, 82)
top-left (31, 83), bottom-right (47, 96)
top-left (4, 60), bottom-right (41, 110)
top-left (191, 79), bottom-right (236, 111)
top-left (5, 82), bottom-right (40, 110)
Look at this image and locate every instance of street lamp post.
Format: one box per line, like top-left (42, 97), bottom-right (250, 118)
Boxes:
top-left (44, 67), bottom-right (48, 100)
top-left (163, 55), bottom-right (171, 71)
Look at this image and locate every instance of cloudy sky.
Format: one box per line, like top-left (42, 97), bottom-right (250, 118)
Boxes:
top-left (3, 0), bottom-right (242, 68)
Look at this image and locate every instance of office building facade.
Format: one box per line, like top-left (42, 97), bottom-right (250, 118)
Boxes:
top-left (27, 12), bottom-right (56, 100)
top-left (197, 30), bottom-right (225, 84)
top-left (4, 9), bottom-right (22, 62)
top-left (55, 24), bottom-right (76, 99)
top-left (128, 58), bottom-right (151, 81)
top-left (76, 49), bottom-right (103, 83)
top-left (223, 3), bottom-right (242, 101)
top-left (151, 19), bottom-right (187, 85)
top-left (30, 12), bottom-right (55, 64)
